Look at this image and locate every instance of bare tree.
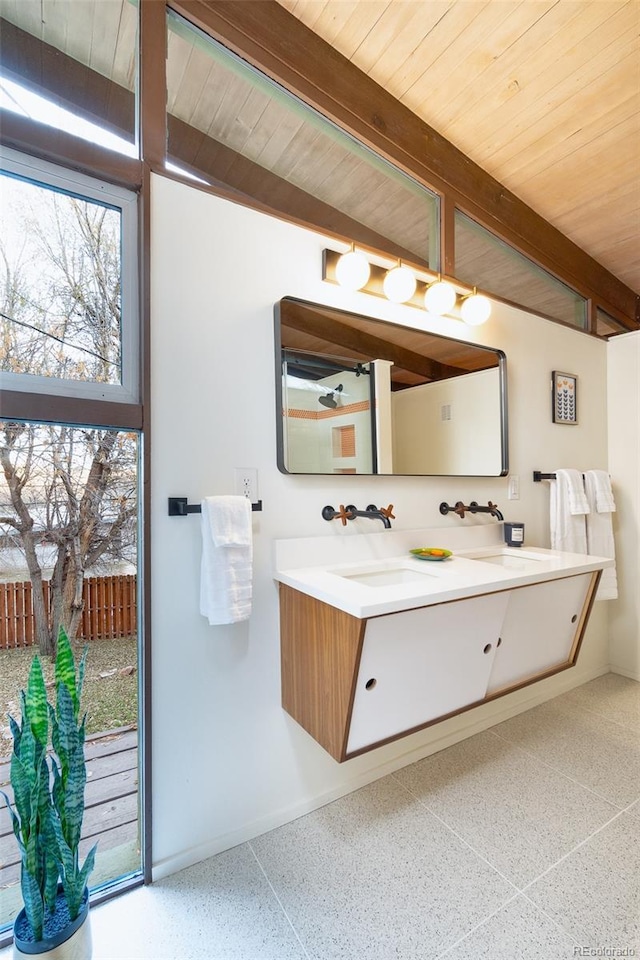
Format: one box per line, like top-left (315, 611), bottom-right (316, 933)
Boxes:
top-left (0, 423), bottom-right (137, 657)
top-left (0, 178), bottom-right (137, 658)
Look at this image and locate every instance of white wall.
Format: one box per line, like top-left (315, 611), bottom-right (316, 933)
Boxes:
top-left (150, 173), bottom-right (610, 879)
top-left (607, 332), bottom-right (640, 679)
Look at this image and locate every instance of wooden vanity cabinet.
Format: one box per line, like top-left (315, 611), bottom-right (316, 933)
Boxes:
top-left (279, 571), bottom-right (600, 762)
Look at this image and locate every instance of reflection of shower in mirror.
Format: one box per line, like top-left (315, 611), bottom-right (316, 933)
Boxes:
top-left (318, 384), bottom-right (343, 409)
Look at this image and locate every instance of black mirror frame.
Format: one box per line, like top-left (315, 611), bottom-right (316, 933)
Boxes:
top-left (274, 297), bottom-right (509, 478)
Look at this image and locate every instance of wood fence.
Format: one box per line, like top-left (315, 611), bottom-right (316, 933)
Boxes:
top-left (0, 575), bottom-right (137, 649)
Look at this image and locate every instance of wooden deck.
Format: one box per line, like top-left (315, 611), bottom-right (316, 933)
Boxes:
top-left (0, 728), bottom-right (139, 889)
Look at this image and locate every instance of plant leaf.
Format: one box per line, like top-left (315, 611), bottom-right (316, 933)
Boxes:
top-left (54, 626), bottom-right (79, 719)
top-left (20, 866), bottom-right (44, 942)
top-left (60, 747), bottom-right (86, 852)
top-left (25, 657), bottom-right (48, 748)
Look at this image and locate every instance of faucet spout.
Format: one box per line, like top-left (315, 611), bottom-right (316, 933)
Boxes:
top-left (469, 500), bottom-right (504, 522)
top-left (345, 504), bottom-right (393, 529)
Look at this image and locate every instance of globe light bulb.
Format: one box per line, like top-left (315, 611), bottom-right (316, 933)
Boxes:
top-left (424, 279), bottom-right (457, 315)
top-left (382, 264), bottom-right (417, 303)
top-left (335, 249), bottom-right (370, 291)
top-left (461, 291), bottom-right (491, 325)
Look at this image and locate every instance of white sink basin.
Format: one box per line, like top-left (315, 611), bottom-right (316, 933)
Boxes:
top-left (338, 563), bottom-right (439, 587)
top-left (457, 547), bottom-right (545, 570)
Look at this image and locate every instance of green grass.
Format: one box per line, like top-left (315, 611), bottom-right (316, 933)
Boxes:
top-left (0, 637), bottom-right (138, 758)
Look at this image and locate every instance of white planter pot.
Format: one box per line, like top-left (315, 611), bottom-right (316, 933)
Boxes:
top-left (12, 913), bottom-right (91, 960)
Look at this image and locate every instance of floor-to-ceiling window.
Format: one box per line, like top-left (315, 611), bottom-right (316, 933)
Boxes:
top-left (0, 147), bottom-right (144, 939)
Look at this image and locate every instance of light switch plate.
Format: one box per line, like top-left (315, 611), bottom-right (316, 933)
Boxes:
top-left (508, 475), bottom-right (520, 500)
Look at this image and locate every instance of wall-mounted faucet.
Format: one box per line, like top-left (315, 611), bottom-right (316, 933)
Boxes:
top-left (322, 503), bottom-right (395, 529)
top-left (439, 500), bottom-right (504, 522)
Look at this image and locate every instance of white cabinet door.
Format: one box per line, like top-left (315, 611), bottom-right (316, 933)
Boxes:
top-left (346, 592), bottom-right (509, 755)
top-left (486, 574), bottom-right (592, 695)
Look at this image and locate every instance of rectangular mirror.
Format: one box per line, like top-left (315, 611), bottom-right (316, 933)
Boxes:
top-left (275, 297), bottom-right (508, 477)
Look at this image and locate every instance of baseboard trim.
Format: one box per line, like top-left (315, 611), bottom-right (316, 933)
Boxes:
top-left (610, 663), bottom-right (640, 681)
top-left (152, 659), bottom-right (610, 882)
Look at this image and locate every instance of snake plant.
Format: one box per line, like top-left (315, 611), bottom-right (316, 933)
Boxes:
top-left (1, 627), bottom-right (96, 941)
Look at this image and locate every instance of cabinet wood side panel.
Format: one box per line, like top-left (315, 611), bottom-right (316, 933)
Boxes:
top-left (280, 585), bottom-right (364, 761)
top-left (568, 569), bottom-right (601, 663)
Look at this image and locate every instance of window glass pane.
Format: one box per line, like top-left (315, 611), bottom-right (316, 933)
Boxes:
top-left (0, 0), bottom-right (138, 157)
top-left (1, 173), bottom-right (122, 383)
top-left (0, 421), bottom-right (142, 935)
top-left (596, 307), bottom-right (629, 338)
top-left (455, 211), bottom-right (587, 328)
top-left (166, 11), bottom-right (439, 269)
top-left (0, 149), bottom-right (138, 403)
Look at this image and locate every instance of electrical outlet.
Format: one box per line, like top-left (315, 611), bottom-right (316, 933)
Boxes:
top-left (234, 467), bottom-right (258, 502)
top-left (508, 474), bottom-right (520, 500)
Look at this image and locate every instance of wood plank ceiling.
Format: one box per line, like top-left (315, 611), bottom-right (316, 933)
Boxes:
top-left (276, 0), bottom-right (640, 294)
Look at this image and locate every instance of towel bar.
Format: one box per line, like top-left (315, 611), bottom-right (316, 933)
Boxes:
top-left (533, 471), bottom-right (610, 482)
top-left (168, 497), bottom-right (262, 516)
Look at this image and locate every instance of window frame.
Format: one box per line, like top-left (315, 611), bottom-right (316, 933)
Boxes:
top-left (0, 146), bottom-right (139, 405)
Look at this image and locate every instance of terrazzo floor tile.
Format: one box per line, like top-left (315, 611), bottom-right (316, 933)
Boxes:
top-left (525, 811), bottom-right (640, 953)
top-left (437, 894), bottom-right (579, 959)
top-left (252, 775), bottom-right (479, 883)
top-left (492, 696), bottom-right (640, 807)
top-left (562, 673), bottom-right (640, 730)
top-left (626, 798), bottom-right (640, 826)
top-left (392, 729), bottom-right (619, 886)
top-left (90, 845), bottom-right (307, 960)
top-left (251, 778), bottom-right (516, 959)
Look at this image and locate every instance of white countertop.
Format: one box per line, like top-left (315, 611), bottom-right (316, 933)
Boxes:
top-left (274, 527), bottom-right (613, 618)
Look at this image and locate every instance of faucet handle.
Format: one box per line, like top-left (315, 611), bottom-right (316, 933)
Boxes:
top-left (336, 504), bottom-right (350, 525)
top-left (366, 504), bottom-right (396, 519)
top-left (321, 504), bottom-right (350, 525)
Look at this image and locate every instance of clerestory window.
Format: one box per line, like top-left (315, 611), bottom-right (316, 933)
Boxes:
top-left (0, 148), bottom-right (139, 405)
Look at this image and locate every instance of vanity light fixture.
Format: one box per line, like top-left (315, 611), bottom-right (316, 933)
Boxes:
top-left (382, 261), bottom-right (417, 303)
top-left (460, 288), bottom-right (492, 326)
top-left (334, 245), bottom-right (371, 291)
top-left (323, 248), bottom-right (492, 324)
top-left (424, 276), bottom-right (457, 316)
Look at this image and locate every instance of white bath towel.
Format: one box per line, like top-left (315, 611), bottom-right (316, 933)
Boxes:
top-left (549, 469), bottom-right (589, 554)
top-left (585, 471), bottom-right (618, 601)
top-left (200, 496), bottom-right (253, 625)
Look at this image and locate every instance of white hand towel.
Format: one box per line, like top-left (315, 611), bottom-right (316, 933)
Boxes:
top-left (584, 471), bottom-right (618, 601)
top-left (549, 469), bottom-right (589, 554)
top-left (587, 469), bottom-right (616, 513)
top-left (559, 468), bottom-right (590, 515)
top-left (200, 496), bottom-right (252, 625)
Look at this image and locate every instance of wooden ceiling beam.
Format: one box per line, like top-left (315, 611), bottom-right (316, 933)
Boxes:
top-left (170, 0), bottom-right (638, 325)
top-left (0, 110), bottom-right (142, 189)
